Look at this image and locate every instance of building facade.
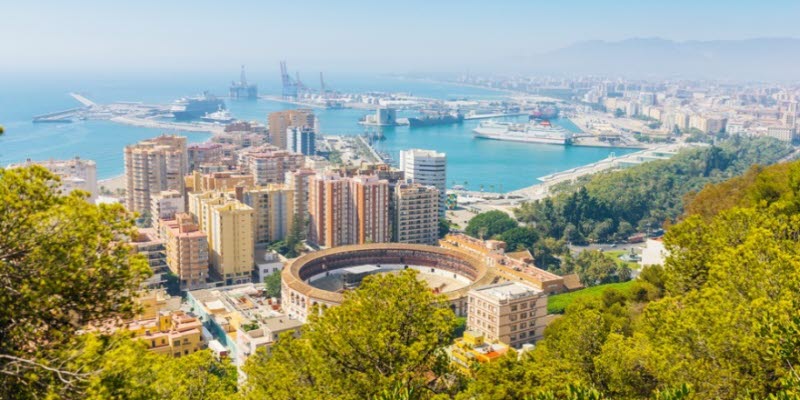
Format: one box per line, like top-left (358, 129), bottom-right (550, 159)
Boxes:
top-left (267, 109), bottom-right (315, 149)
top-left (467, 281), bottom-right (548, 348)
top-left (394, 182), bottom-right (439, 245)
top-left (124, 135), bottom-right (188, 215)
top-left (307, 173), bottom-right (390, 247)
top-left (162, 213), bottom-right (209, 290)
top-left (10, 156), bottom-right (98, 203)
top-left (399, 149), bottom-right (447, 216)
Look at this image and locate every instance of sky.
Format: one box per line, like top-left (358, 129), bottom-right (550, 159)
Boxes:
top-left (2, 0), bottom-right (800, 76)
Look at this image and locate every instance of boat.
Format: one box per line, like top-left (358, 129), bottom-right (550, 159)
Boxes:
top-left (473, 120), bottom-right (572, 145)
top-left (171, 92), bottom-right (226, 121)
top-left (201, 106), bottom-right (235, 124)
top-left (529, 104), bottom-right (560, 120)
top-left (407, 111), bottom-right (464, 128)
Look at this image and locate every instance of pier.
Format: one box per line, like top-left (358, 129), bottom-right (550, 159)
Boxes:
top-left (110, 116), bottom-right (225, 134)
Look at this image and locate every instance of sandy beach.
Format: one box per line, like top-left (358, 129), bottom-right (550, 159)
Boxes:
top-left (98, 174), bottom-right (126, 192)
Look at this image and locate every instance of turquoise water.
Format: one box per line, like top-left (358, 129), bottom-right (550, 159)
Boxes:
top-left (0, 75), bottom-right (635, 191)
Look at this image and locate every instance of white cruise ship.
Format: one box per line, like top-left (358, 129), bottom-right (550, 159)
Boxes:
top-left (473, 120), bottom-right (572, 145)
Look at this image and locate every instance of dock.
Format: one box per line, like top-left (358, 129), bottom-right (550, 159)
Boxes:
top-left (110, 116), bottom-right (225, 134)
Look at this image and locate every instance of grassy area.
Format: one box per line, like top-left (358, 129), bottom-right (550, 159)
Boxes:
top-left (604, 249), bottom-right (641, 270)
top-left (547, 280), bottom-right (636, 314)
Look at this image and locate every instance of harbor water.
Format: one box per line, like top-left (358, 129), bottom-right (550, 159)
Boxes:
top-left (0, 75), bottom-right (636, 192)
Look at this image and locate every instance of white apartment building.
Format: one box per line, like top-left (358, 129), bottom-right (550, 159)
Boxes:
top-left (399, 149), bottom-right (447, 216)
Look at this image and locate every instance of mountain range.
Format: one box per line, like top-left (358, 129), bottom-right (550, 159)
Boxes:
top-left (527, 37), bottom-right (800, 81)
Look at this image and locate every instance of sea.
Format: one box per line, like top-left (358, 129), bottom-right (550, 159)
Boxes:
top-left (0, 74), bottom-right (636, 192)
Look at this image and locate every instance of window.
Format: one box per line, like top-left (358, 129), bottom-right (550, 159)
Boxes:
top-left (519, 331), bottom-right (527, 338)
top-left (511, 305), bottom-right (517, 312)
top-left (520, 302), bottom-right (527, 309)
top-left (520, 322), bottom-right (527, 329)
top-left (520, 312), bottom-right (527, 319)
top-left (511, 324), bottom-right (517, 332)
top-left (510, 314), bottom-right (517, 322)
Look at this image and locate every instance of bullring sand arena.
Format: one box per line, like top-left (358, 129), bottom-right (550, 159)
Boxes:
top-left (281, 243), bottom-right (500, 321)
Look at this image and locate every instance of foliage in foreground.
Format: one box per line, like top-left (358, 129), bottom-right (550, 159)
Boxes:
top-left (241, 270), bottom-right (458, 400)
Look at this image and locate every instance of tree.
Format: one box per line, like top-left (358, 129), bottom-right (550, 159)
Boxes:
top-left (570, 250), bottom-right (627, 286)
top-left (614, 108), bottom-right (625, 118)
top-left (0, 166), bottom-right (151, 398)
top-left (242, 270), bottom-right (457, 399)
top-left (438, 219), bottom-right (451, 238)
top-left (499, 226), bottom-right (539, 251)
top-left (264, 270), bottom-right (282, 298)
top-left (465, 210), bottom-right (518, 239)
top-left (76, 334), bottom-right (236, 399)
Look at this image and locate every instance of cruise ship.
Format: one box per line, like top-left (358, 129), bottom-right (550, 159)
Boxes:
top-left (170, 92), bottom-right (226, 121)
top-left (473, 120), bottom-right (572, 145)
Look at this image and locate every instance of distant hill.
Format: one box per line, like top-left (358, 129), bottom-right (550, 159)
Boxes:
top-left (528, 37), bottom-right (800, 81)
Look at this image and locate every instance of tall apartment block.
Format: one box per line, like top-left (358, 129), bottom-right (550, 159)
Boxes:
top-left (150, 190), bottom-right (185, 224)
top-left (351, 175), bottom-right (390, 245)
top-left (240, 146), bottom-right (305, 186)
top-left (399, 149), bottom-right (447, 216)
top-left (185, 170), bottom-right (255, 194)
top-left (162, 213), bottom-right (209, 290)
top-left (286, 126), bottom-right (316, 156)
top-left (208, 200), bottom-right (254, 285)
top-left (267, 109), bottom-right (315, 149)
top-left (467, 281), bottom-right (548, 348)
top-left (308, 172), bottom-right (389, 248)
top-left (124, 135), bottom-right (188, 216)
top-left (242, 184), bottom-right (295, 245)
top-left (286, 169), bottom-right (316, 227)
top-left (10, 156), bottom-right (98, 203)
top-left (394, 182), bottom-right (439, 245)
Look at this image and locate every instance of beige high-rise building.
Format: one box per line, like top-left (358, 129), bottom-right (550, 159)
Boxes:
top-left (307, 172), bottom-right (389, 248)
top-left (267, 109), bottom-right (315, 149)
top-left (240, 146), bottom-right (305, 186)
top-left (286, 169), bottom-right (316, 227)
top-left (394, 182), bottom-right (439, 245)
top-left (209, 200), bottom-right (254, 285)
top-left (242, 184), bottom-right (295, 245)
top-left (125, 135), bottom-right (188, 216)
top-left (467, 281), bottom-right (548, 348)
top-left (162, 213), bottom-right (208, 290)
top-left (185, 170), bottom-right (255, 194)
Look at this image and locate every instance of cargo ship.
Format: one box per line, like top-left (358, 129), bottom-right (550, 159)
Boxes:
top-left (171, 92), bottom-right (226, 121)
top-left (407, 111), bottom-right (464, 128)
top-left (473, 120), bottom-right (572, 145)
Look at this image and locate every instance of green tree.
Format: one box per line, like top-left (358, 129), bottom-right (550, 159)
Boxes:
top-left (76, 334), bottom-right (236, 399)
top-left (242, 270), bottom-right (457, 399)
top-left (0, 166), bottom-right (151, 398)
top-left (264, 270), bottom-right (282, 298)
top-left (465, 210), bottom-right (518, 239)
top-left (614, 108), bottom-right (625, 118)
top-left (499, 226), bottom-right (540, 251)
top-left (438, 219), bottom-right (451, 238)
top-left (569, 250), bottom-right (626, 286)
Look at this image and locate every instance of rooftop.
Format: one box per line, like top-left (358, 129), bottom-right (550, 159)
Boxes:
top-left (472, 281), bottom-right (541, 301)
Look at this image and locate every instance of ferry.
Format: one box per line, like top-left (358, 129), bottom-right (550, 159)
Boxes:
top-left (200, 106), bottom-right (235, 124)
top-left (473, 120), bottom-right (572, 145)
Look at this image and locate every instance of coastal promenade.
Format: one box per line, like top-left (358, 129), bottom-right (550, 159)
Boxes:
top-left (510, 143), bottom-right (691, 200)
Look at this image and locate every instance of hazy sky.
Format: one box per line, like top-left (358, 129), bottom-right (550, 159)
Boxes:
top-left (3, 0), bottom-right (800, 75)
